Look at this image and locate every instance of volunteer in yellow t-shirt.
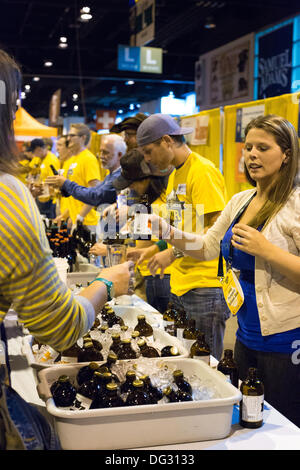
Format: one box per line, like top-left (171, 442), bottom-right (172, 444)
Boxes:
top-left (28, 138), bottom-right (60, 219)
top-left (63, 124), bottom-right (101, 233)
top-left (111, 149), bottom-right (172, 313)
top-left (135, 113), bottom-right (230, 360)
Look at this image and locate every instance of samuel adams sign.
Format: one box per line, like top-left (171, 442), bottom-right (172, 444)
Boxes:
top-left (257, 22), bottom-right (293, 99)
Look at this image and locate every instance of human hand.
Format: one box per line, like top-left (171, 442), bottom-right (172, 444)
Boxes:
top-left (127, 245), bottom-right (159, 265)
top-left (29, 182), bottom-right (43, 198)
top-left (231, 223), bottom-right (271, 257)
top-left (147, 248), bottom-right (175, 279)
top-left (89, 243), bottom-right (107, 257)
top-left (45, 175), bottom-right (66, 189)
top-left (99, 261), bottom-right (135, 297)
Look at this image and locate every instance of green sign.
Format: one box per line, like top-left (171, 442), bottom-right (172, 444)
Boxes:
top-left (140, 46), bottom-right (162, 74)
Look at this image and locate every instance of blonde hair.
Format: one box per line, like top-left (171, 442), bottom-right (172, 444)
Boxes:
top-left (244, 114), bottom-right (299, 228)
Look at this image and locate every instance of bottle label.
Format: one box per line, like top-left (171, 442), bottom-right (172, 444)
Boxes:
top-left (72, 393), bottom-right (93, 411)
top-left (39, 346), bottom-right (60, 363)
top-left (163, 321), bottom-right (175, 336)
top-left (176, 327), bottom-right (184, 341)
top-left (183, 338), bottom-right (196, 354)
top-left (192, 354), bottom-right (210, 366)
top-left (60, 356), bottom-right (78, 364)
top-left (241, 395), bottom-right (264, 422)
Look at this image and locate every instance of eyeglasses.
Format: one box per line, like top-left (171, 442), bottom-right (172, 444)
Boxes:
top-left (67, 133), bottom-right (80, 138)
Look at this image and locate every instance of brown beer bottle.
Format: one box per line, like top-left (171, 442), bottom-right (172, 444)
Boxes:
top-left (134, 315), bottom-right (153, 340)
top-left (120, 370), bottom-right (136, 394)
top-left (160, 345), bottom-right (180, 357)
top-left (101, 382), bottom-right (124, 408)
top-left (137, 338), bottom-right (160, 358)
top-left (76, 361), bottom-right (100, 386)
top-left (77, 340), bottom-right (103, 362)
top-left (106, 309), bottom-right (125, 328)
top-left (51, 375), bottom-right (76, 407)
top-left (217, 349), bottom-right (239, 388)
top-left (190, 332), bottom-right (211, 366)
top-left (162, 302), bottom-right (177, 336)
top-left (118, 339), bottom-right (137, 359)
top-left (239, 368), bottom-right (264, 429)
top-left (60, 342), bottom-right (81, 364)
top-left (109, 333), bottom-right (122, 356)
top-left (163, 385), bottom-right (193, 403)
top-left (173, 370), bottom-right (192, 394)
top-left (125, 379), bottom-right (152, 406)
top-left (182, 319), bottom-right (198, 354)
top-left (139, 374), bottom-right (163, 403)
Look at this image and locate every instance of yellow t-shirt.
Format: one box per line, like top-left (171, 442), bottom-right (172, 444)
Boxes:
top-left (165, 152), bottom-right (227, 296)
top-left (39, 152), bottom-right (60, 182)
top-left (65, 148), bottom-right (100, 226)
top-left (137, 193), bottom-right (173, 278)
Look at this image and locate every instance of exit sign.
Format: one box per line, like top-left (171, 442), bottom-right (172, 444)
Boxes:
top-left (118, 45), bottom-right (162, 74)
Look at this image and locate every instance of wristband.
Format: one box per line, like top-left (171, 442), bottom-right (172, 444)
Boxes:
top-left (155, 240), bottom-right (168, 251)
top-left (90, 277), bottom-right (115, 301)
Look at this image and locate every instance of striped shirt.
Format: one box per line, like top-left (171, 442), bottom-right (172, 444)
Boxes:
top-left (0, 173), bottom-right (95, 351)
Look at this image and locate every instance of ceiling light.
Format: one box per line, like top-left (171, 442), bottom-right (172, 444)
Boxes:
top-left (24, 84), bottom-right (31, 91)
top-left (33, 77), bottom-right (40, 82)
top-left (80, 6), bottom-right (92, 21)
top-left (21, 92), bottom-right (26, 99)
top-left (125, 80), bottom-right (135, 86)
top-left (73, 105), bottom-right (79, 112)
top-left (44, 60), bottom-right (53, 67)
top-left (204, 16), bottom-right (216, 29)
top-left (118, 109), bottom-right (123, 114)
top-left (60, 36), bottom-right (67, 43)
top-left (58, 42), bottom-right (68, 49)
top-left (72, 93), bottom-right (79, 101)
top-left (129, 104), bottom-right (134, 110)
top-left (61, 101), bottom-right (67, 108)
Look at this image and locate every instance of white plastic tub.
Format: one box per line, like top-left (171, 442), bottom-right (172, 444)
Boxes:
top-left (37, 358), bottom-right (241, 450)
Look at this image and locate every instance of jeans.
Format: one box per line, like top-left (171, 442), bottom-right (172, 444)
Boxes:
top-left (234, 339), bottom-right (300, 428)
top-left (144, 274), bottom-right (171, 314)
top-left (170, 287), bottom-right (230, 360)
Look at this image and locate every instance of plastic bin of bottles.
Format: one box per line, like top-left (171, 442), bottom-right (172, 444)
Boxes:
top-left (37, 357), bottom-right (241, 450)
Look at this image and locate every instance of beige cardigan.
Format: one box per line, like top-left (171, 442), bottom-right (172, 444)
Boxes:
top-left (203, 187), bottom-right (300, 336)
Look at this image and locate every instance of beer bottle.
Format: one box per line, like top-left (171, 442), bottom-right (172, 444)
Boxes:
top-left (91, 316), bottom-right (101, 330)
top-left (106, 309), bottom-right (125, 328)
top-left (137, 338), bottom-right (160, 358)
top-left (74, 374), bottom-right (101, 411)
top-left (76, 361), bottom-right (100, 386)
top-left (60, 342), bottom-right (81, 364)
top-left (182, 319), bottom-right (198, 354)
top-left (101, 382), bottom-right (124, 408)
top-left (163, 385), bottom-right (193, 403)
top-left (125, 379), bottom-right (152, 406)
top-left (172, 370), bottom-right (192, 395)
top-left (91, 371), bottom-right (116, 409)
top-left (162, 302), bottom-right (177, 336)
top-left (51, 375), bottom-right (77, 408)
top-left (118, 339), bottom-right (137, 360)
top-left (134, 315), bottom-right (153, 342)
top-left (78, 340), bottom-right (103, 362)
top-left (190, 332), bottom-right (211, 366)
top-left (98, 352), bottom-right (120, 383)
top-left (174, 307), bottom-right (188, 341)
top-left (109, 333), bottom-right (122, 356)
top-left (120, 370), bottom-right (136, 394)
top-left (160, 345), bottom-right (180, 357)
top-left (239, 368), bottom-right (264, 429)
top-left (217, 349), bottom-right (239, 388)
top-left (139, 374), bottom-right (163, 403)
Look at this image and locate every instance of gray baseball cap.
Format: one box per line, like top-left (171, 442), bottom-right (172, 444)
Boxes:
top-left (136, 113), bottom-right (193, 147)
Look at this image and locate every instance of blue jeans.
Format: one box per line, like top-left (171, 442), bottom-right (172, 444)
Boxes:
top-left (144, 274), bottom-right (171, 314)
top-left (170, 287), bottom-right (230, 360)
top-left (234, 339), bottom-right (300, 428)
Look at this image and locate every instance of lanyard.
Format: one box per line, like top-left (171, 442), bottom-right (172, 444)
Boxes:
top-left (218, 192), bottom-right (257, 278)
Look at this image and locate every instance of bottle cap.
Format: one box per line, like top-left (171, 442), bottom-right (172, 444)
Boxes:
top-left (121, 339), bottom-right (131, 344)
top-left (88, 362), bottom-right (99, 370)
top-left (126, 370), bottom-right (136, 378)
top-left (111, 333), bottom-right (121, 339)
top-left (107, 352), bottom-right (118, 361)
top-left (133, 379), bottom-right (144, 388)
top-left (58, 375), bottom-right (70, 382)
top-left (137, 339), bottom-right (146, 347)
top-left (131, 331), bottom-right (140, 338)
top-left (137, 314), bottom-right (146, 320)
top-left (106, 382), bottom-right (118, 391)
top-left (173, 369), bottom-right (184, 378)
top-left (170, 346), bottom-right (179, 356)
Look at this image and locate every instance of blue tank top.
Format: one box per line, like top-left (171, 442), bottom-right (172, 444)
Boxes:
top-left (221, 209), bottom-right (300, 353)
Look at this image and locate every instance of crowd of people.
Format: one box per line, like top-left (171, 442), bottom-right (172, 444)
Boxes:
top-left (1, 46), bottom-right (300, 436)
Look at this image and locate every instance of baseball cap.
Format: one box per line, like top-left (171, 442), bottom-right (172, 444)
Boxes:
top-left (110, 113), bottom-right (148, 133)
top-left (28, 138), bottom-right (46, 152)
top-left (113, 149), bottom-right (152, 191)
top-left (136, 113), bottom-right (193, 147)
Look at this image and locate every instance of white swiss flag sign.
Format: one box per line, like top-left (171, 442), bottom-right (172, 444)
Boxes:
top-left (96, 110), bottom-right (117, 130)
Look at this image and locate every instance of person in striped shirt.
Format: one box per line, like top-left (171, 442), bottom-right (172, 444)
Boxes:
top-left (0, 48), bottom-right (133, 353)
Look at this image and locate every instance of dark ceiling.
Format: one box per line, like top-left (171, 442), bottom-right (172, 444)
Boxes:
top-left (0, 0), bottom-right (299, 123)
